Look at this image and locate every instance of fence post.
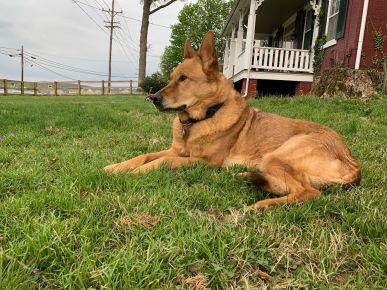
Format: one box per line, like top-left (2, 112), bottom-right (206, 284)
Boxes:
top-left (3, 79), bottom-right (7, 96)
top-left (54, 81), bottom-right (58, 96)
top-left (129, 80), bottom-right (133, 95)
top-left (78, 80), bottom-right (81, 95)
top-left (33, 82), bottom-right (37, 96)
top-left (102, 80), bottom-right (105, 95)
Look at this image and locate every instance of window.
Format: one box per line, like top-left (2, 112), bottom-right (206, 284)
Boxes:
top-left (324, 0), bottom-right (348, 42)
top-left (283, 20), bottom-right (296, 49)
top-left (303, 9), bottom-right (314, 50)
top-left (326, 0), bottom-right (340, 41)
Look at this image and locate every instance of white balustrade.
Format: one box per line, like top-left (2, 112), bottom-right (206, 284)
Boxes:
top-left (252, 46), bottom-right (313, 72)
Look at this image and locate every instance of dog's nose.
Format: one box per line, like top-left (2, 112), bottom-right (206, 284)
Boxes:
top-left (149, 93), bottom-right (163, 106)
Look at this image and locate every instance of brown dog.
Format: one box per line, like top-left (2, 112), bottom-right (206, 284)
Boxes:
top-left (104, 31), bottom-right (361, 209)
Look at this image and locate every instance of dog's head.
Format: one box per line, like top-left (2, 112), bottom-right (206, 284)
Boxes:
top-left (149, 31), bottom-right (232, 120)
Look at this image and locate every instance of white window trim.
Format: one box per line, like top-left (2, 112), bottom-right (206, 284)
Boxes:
top-left (323, 39), bottom-right (337, 48)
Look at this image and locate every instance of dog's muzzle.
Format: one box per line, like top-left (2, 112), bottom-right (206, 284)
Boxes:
top-left (148, 93), bottom-right (163, 108)
top-left (148, 93), bottom-right (187, 112)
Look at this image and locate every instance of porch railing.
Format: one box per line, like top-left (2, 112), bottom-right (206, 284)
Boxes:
top-left (252, 47), bottom-right (313, 73)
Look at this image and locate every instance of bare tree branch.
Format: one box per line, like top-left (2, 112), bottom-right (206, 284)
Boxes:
top-left (149, 0), bottom-right (177, 15)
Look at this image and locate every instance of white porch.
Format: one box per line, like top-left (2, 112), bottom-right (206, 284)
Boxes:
top-left (222, 0), bottom-right (321, 86)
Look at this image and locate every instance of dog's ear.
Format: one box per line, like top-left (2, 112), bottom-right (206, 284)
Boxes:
top-left (184, 39), bottom-right (196, 59)
top-left (198, 30), bottom-right (219, 78)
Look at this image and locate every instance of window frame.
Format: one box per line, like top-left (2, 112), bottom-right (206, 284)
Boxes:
top-left (302, 8), bottom-right (314, 50)
top-left (325, 0), bottom-right (340, 42)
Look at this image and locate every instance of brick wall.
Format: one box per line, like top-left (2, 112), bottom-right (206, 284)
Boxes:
top-left (295, 81), bottom-right (312, 95)
top-left (241, 78), bottom-right (257, 99)
top-left (321, 0), bottom-right (387, 72)
top-left (322, 0), bottom-right (366, 70)
top-left (321, 0), bottom-right (364, 70)
top-left (360, 0), bottom-right (387, 70)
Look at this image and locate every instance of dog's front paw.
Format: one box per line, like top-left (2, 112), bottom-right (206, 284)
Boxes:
top-left (103, 163), bottom-right (129, 174)
top-left (244, 202), bottom-right (270, 213)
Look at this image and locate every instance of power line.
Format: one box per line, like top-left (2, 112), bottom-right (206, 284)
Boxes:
top-left (2, 46), bottom-right (138, 79)
top-left (24, 59), bottom-right (75, 80)
top-left (99, 0), bottom-right (110, 9)
top-left (0, 49), bottom-right (19, 57)
top-left (22, 48), bottom-right (133, 62)
top-left (72, 0), bottom-right (108, 35)
top-left (114, 0), bottom-right (134, 39)
top-left (85, 0), bottom-right (109, 23)
top-left (0, 46), bottom-right (20, 52)
top-left (72, 0), bottom-right (161, 64)
top-left (113, 30), bottom-right (138, 69)
top-left (120, 14), bottom-right (171, 29)
top-left (73, 0), bottom-right (171, 29)
top-left (114, 28), bottom-right (139, 53)
top-left (90, 0), bottom-right (105, 10)
top-left (2, 47), bottom-right (137, 78)
top-left (24, 50), bottom-right (135, 78)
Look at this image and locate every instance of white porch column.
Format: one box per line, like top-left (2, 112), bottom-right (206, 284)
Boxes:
top-left (228, 25), bottom-right (236, 78)
top-left (235, 11), bottom-right (245, 57)
top-left (223, 38), bottom-right (230, 74)
top-left (244, 0), bottom-right (257, 68)
top-left (310, 0), bottom-right (322, 72)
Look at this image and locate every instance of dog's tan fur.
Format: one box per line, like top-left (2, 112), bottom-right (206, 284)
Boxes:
top-left (104, 31), bottom-right (361, 209)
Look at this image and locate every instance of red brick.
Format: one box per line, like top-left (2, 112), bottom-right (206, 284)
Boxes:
top-left (241, 78), bottom-right (257, 99)
top-left (295, 81), bottom-right (312, 95)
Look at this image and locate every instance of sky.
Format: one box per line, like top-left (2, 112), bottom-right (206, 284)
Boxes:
top-left (0, 0), bottom-right (193, 81)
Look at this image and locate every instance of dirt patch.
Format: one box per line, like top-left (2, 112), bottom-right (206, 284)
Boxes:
top-left (179, 273), bottom-right (210, 290)
top-left (44, 126), bottom-right (60, 134)
top-left (116, 212), bottom-right (160, 229)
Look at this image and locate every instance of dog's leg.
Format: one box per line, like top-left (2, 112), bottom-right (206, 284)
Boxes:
top-left (132, 156), bottom-right (204, 173)
top-left (246, 163), bottom-right (320, 210)
top-left (248, 175), bottom-right (321, 210)
top-left (104, 149), bottom-right (175, 173)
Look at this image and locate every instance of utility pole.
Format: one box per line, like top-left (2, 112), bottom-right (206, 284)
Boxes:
top-left (103, 0), bottom-right (122, 94)
top-left (8, 45), bottom-right (25, 95)
top-left (21, 45), bottom-right (24, 95)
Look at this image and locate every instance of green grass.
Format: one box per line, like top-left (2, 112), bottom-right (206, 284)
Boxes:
top-left (0, 94), bottom-right (386, 289)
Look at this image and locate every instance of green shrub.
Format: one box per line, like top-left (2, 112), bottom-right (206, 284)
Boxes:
top-left (139, 72), bottom-right (168, 93)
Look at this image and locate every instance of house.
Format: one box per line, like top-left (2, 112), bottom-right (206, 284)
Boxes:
top-left (221, 0), bottom-right (387, 97)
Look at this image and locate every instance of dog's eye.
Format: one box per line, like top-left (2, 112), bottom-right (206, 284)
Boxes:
top-left (178, 75), bottom-right (187, 82)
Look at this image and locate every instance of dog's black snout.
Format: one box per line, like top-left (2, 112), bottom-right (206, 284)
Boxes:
top-left (150, 93), bottom-right (163, 106)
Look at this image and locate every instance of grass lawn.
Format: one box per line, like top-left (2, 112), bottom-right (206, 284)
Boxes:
top-left (0, 94), bottom-right (386, 289)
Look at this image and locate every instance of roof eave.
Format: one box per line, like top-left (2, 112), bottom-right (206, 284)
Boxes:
top-left (221, 0), bottom-right (242, 37)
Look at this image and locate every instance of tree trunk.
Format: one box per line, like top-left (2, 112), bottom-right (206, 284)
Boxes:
top-left (139, 0), bottom-right (151, 83)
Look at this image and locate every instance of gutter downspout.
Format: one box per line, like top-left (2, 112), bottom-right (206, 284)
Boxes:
top-left (355, 0), bottom-right (369, 69)
top-left (242, 2), bottom-right (257, 98)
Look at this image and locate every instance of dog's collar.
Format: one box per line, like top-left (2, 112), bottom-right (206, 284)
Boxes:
top-left (179, 103), bottom-right (224, 138)
top-left (180, 103), bottom-right (224, 125)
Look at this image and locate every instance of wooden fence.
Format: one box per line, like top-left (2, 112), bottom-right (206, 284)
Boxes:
top-left (0, 79), bottom-right (144, 96)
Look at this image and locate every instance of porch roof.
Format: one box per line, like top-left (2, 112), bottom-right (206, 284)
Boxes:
top-left (222, 0), bottom-right (309, 36)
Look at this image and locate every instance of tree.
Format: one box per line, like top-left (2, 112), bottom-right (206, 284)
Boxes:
top-left (139, 72), bottom-right (168, 93)
top-left (160, 0), bottom-right (232, 78)
top-left (139, 0), bottom-right (179, 82)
